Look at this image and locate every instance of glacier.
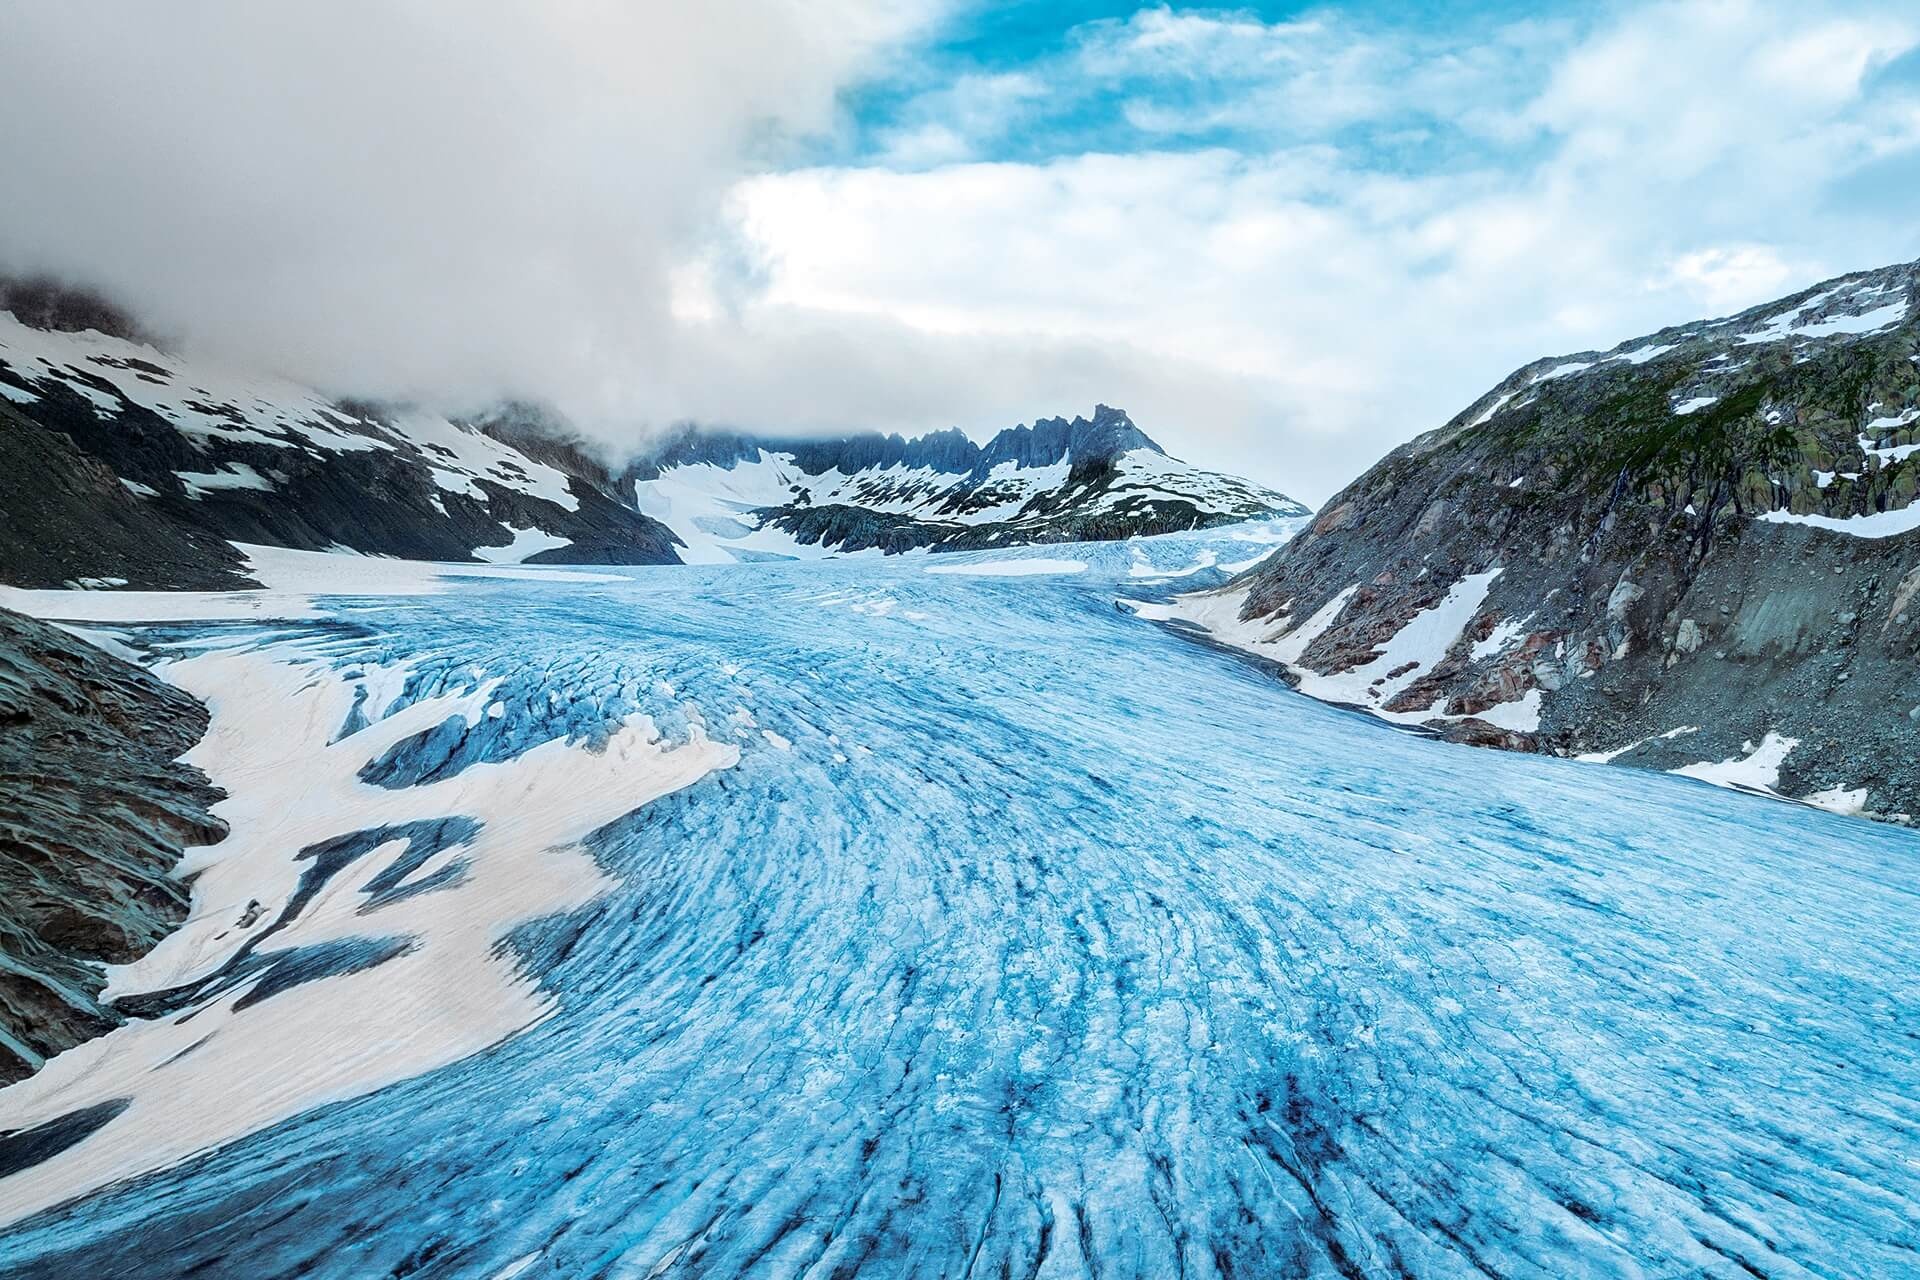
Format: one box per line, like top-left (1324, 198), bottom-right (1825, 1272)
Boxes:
top-left (0, 521), bottom-right (1916, 1279)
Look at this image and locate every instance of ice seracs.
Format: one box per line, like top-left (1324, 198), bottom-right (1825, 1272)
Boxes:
top-left (0, 632), bottom-right (736, 1225)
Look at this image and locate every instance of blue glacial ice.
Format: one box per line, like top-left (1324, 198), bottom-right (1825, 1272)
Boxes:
top-left (0, 523), bottom-right (1916, 1279)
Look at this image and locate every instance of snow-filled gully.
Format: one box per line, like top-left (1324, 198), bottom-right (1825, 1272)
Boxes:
top-left (1, 527), bottom-right (1916, 1279)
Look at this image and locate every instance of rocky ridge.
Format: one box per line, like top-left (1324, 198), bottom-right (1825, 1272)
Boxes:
top-left (0, 296), bottom-right (682, 588)
top-left (1200, 257), bottom-right (1920, 821)
top-left (626, 405), bottom-right (1307, 562)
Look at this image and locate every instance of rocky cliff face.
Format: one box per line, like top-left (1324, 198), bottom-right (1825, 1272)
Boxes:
top-left (626, 405), bottom-right (1307, 562)
top-left (0, 607), bottom-right (226, 1082)
top-left (1204, 258), bottom-right (1920, 821)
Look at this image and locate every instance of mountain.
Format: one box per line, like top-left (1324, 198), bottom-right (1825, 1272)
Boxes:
top-left (1175, 257), bottom-right (1920, 821)
top-left (0, 288), bottom-right (681, 589)
top-left (625, 406), bottom-right (1307, 562)
top-left (0, 283), bottom-right (1302, 584)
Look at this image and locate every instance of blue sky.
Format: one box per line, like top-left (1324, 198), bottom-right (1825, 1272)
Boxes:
top-left (833, 1), bottom-right (1573, 168)
top-left (4, 2), bottom-right (1916, 499)
top-left (692, 0), bottom-right (1920, 496)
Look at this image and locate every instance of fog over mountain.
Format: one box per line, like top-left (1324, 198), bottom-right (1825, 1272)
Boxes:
top-left (0, 2), bottom-right (946, 441)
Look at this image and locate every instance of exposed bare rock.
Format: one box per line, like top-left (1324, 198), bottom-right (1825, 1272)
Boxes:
top-left (1234, 257), bottom-right (1920, 821)
top-left (0, 607), bottom-right (225, 1082)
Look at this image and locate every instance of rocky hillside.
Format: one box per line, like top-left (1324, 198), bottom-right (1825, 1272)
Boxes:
top-left (0, 283), bottom-right (1302, 582)
top-left (0, 607), bottom-right (226, 1083)
top-left (0, 285), bottom-right (680, 588)
top-left (626, 405), bottom-right (1307, 562)
top-left (1182, 257), bottom-right (1920, 822)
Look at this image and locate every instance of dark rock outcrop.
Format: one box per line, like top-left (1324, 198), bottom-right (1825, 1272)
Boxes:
top-left (1231, 257), bottom-right (1920, 820)
top-left (0, 607), bottom-right (226, 1082)
top-left (0, 401), bottom-right (256, 590)
top-left (0, 276), bottom-right (147, 344)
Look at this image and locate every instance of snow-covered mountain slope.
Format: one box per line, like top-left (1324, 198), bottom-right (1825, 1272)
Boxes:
top-left (626, 406), bottom-right (1307, 562)
top-left (1, 528), bottom-right (1915, 1276)
top-left (0, 286), bottom-right (1303, 583)
top-left (0, 291), bottom-right (679, 588)
top-left (1201, 256), bottom-right (1920, 821)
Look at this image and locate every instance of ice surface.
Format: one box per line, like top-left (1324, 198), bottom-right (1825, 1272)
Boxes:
top-left (1804, 785), bottom-right (1870, 816)
top-left (923, 557), bottom-right (1088, 576)
top-left (1468, 616), bottom-right (1525, 662)
top-left (0, 650), bottom-right (734, 1223)
top-left (1608, 341), bottom-right (1675, 365)
top-left (1, 525), bottom-right (1916, 1278)
top-left (631, 454), bottom-right (844, 564)
top-left (386, 410), bottom-right (581, 512)
top-left (1162, 573), bottom-right (1513, 726)
top-left (0, 545), bottom-right (621, 623)
top-left (1669, 730), bottom-right (1798, 794)
top-left (1574, 724), bottom-right (1699, 765)
top-left (1466, 388), bottom-right (1517, 427)
top-left (175, 463), bottom-right (276, 499)
top-left (1860, 426), bottom-right (1920, 467)
top-left (1793, 298), bottom-right (1909, 338)
top-left (1731, 282), bottom-right (1910, 347)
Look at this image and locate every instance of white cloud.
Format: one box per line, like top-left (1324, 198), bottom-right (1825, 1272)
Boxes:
top-left (0, 0), bottom-right (942, 428)
top-left (1, 0), bottom-right (1915, 505)
top-left (1076, 5), bottom-right (1562, 144)
top-left (871, 72), bottom-right (1049, 166)
top-left (1530, 0), bottom-right (1916, 179)
top-left (1658, 247), bottom-right (1803, 311)
top-left (710, 0), bottom-right (1920, 500)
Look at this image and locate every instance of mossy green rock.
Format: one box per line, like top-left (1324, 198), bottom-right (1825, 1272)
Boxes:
top-left (1240, 258), bottom-right (1920, 821)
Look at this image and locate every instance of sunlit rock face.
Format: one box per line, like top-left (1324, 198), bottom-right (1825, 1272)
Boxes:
top-left (1227, 258), bottom-right (1920, 821)
top-left (0, 525), bottom-right (1915, 1277)
top-left (0, 606), bottom-right (225, 1084)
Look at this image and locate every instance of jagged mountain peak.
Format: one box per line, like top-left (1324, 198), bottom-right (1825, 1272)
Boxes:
top-left (631, 404), bottom-right (1165, 485)
top-left (0, 288), bottom-right (1305, 581)
top-left (624, 408), bottom-right (1304, 563)
top-left (976, 404), bottom-right (1162, 473)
